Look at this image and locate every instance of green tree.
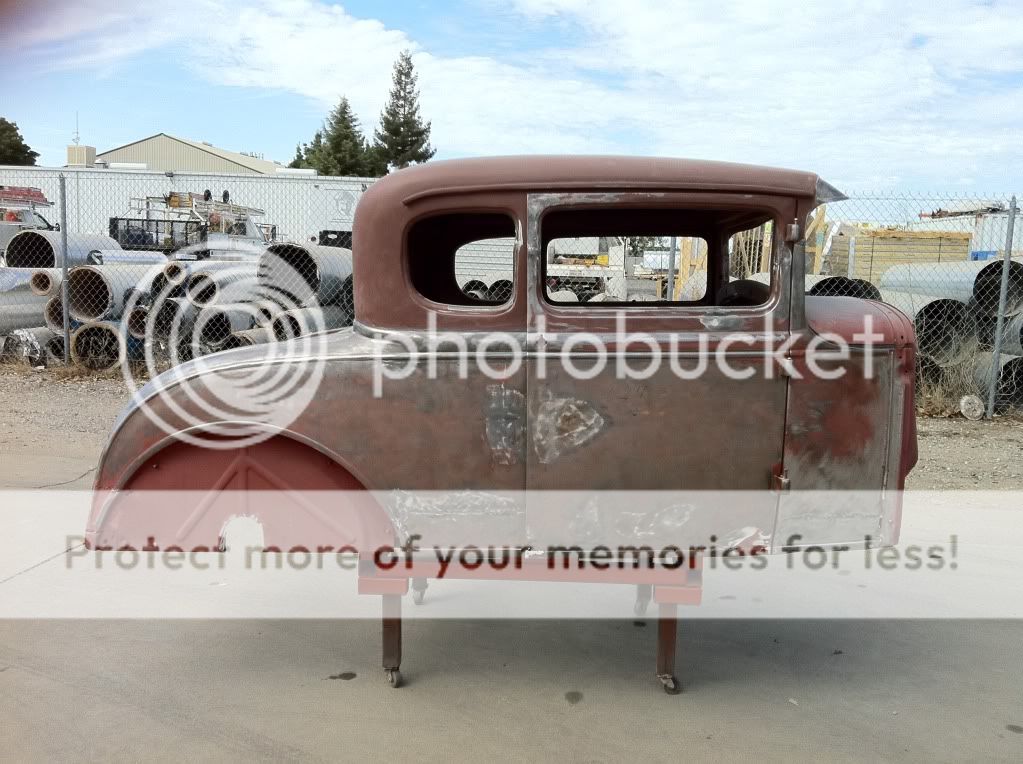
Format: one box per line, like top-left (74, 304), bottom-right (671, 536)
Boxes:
top-left (302, 130), bottom-right (326, 171)
top-left (290, 98), bottom-right (377, 176)
top-left (373, 50), bottom-right (436, 170)
top-left (0, 118), bottom-right (39, 166)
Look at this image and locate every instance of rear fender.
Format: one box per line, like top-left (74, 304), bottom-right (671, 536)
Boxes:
top-left (87, 432), bottom-right (394, 554)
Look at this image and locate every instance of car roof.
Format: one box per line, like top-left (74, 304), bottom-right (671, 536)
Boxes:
top-left (360, 155), bottom-right (835, 207)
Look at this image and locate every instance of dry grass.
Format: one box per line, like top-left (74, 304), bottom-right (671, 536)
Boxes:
top-left (0, 358), bottom-right (152, 383)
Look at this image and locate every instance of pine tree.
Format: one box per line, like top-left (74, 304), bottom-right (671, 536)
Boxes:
top-left (303, 130), bottom-right (326, 171)
top-left (320, 98), bottom-right (372, 176)
top-left (0, 118), bottom-right (39, 166)
top-left (289, 98), bottom-right (379, 176)
top-left (373, 51), bottom-right (436, 171)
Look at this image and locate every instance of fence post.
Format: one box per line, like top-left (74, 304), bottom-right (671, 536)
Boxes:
top-left (985, 195), bottom-right (1018, 419)
top-left (58, 173), bottom-right (71, 364)
top-left (666, 236), bottom-right (677, 300)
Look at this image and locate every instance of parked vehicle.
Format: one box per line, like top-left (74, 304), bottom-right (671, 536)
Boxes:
top-left (88, 156), bottom-right (919, 693)
top-left (107, 190), bottom-right (277, 258)
top-left (0, 186), bottom-right (58, 262)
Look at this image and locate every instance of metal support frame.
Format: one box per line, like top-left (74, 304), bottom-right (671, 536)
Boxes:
top-left (655, 602), bottom-right (682, 694)
top-left (987, 196), bottom-right (1018, 419)
top-left (374, 577), bottom-right (689, 694)
top-left (58, 173), bottom-right (71, 364)
top-left (382, 594), bottom-right (402, 687)
top-left (666, 236), bottom-right (678, 300)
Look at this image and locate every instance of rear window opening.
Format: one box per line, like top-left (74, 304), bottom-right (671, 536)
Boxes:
top-left (407, 212), bottom-right (517, 306)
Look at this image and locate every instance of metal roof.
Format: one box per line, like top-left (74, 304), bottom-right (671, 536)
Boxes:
top-left (97, 133), bottom-right (281, 174)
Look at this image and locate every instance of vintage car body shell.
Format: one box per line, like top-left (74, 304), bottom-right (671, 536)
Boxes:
top-left (89, 157), bottom-right (917, 555)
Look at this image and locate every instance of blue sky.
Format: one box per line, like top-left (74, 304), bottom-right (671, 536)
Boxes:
top-left (2, 0), bottom-right (1022, 190)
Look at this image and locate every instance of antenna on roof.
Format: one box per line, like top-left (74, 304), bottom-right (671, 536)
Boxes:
top-left (73, 112), bottom-right (80, 146)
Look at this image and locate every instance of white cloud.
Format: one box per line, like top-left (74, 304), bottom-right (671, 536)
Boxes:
top-left (6, 0), bottom-right (1023, 189)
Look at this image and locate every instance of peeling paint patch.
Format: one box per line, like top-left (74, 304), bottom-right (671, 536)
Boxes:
top-left (533, 393), bottom-right (605, 464)
top-left (484, 385), bottom-right (525, 465)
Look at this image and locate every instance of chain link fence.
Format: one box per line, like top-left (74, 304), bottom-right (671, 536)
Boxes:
top-left (813, 194), bottom-right (1021, 416)
top-left (1, 167), bottom-right (1020, 416)
top-left (0, 167), bottom-right (364, 371)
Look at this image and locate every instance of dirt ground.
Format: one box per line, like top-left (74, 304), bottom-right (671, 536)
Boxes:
top-left (0, 368), bottom-right (1020, 491)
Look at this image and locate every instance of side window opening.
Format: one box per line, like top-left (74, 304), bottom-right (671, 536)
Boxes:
top-left (541, 208), bottom-right (775, 307)
top-left (407, 212), bottom-right (516, 306)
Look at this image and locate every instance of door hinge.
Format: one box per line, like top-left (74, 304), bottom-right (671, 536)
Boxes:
top-left (771, 467), bottom-right (791, 493)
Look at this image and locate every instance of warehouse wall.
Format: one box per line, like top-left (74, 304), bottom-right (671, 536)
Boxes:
top-left (0, 165), bottom-right (372, 244)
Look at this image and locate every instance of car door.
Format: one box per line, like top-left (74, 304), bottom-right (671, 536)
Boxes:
top-left (523, 192), bottom-right (796, 553)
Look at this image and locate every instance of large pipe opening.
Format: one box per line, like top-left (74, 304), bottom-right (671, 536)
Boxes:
top-left (5, 231), bottom-right (55, 268)
top-left (45, 335), bottom-right (64, 364)
top-left (974, 260), bottom-right (1023, 315)
top-left (70, 324), bottom-right (122, 371)
top-left (67, 268), bottom-right (112, 321)
top-left (272, 314), bottom-right (303, 341)
top-left (44, 296), bottom-right (64, 332)
top-left (915, 298), bottom-right (977, 366)
top-left (976, 354), bottom-right (1023, 413)
top-left (154, 299), bottom-right (184, 339)
top-left (125, 306), bottom-right (149, 340)
top-left (164, 262), bottom-right (190, 285)
top-left (262, 244), bottom-right (318, 304)
top-left (808, 276), bottom-right (882, 300)
top-left (29, 270), bottom-right (58, 296)
top-left (198, 312), bottom-right (233, 346)
top-left (187, 274), bottom-right (218, 306)
top-left (232, 327), bottom-right (273, 347)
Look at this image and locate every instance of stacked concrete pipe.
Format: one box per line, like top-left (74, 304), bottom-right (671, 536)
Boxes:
top-left (258, 243), bottom-right (354, 315)
top-left (0, 268), bottom-right (50, 333)
top-left (70, 321), bottom-right (143, 371)
top-left (65, 264), bottom-right (160, 322)
top-left (879, 290), bottom-right (978, 367)
top-left (5, 230), bottom-right (121, 268)
top-left (973, 352), bottom-right (1023, 413)
top-left (270, 306), bottom-right (350, 340)
top-left (880, 259), bottom-right (1023, 316)
top-left (185, 264), bottom-right (259, 307)
top-left (28, 268), bottom-right (63, 297)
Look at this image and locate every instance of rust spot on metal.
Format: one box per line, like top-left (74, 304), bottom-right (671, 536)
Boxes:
top-left (484, 385), bottom-right (525, 466)
top-left (533, 393), bottom-right (605, 464)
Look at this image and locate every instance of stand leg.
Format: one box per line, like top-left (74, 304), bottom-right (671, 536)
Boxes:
top-left (382, 594), bottom-right (403, 688)
top-left (656, 602), bottom-right (681, 695)
top-left (411, 577), bottom-right (428, 605)
top-left (634, 584), bottom-right (652, 617)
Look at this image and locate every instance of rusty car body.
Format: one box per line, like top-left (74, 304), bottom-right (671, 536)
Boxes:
top-left (88, 156), bottom-right (919, 692)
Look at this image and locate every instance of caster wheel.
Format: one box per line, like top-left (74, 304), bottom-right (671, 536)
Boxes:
top-left (385, 668), bottom-right (402, 688)
top-left (412, 589), bottom-right (425, 606)
top-left (658, 674), bottom-right (682, 695)
top-left (634, 598), bottom-right (650, 617)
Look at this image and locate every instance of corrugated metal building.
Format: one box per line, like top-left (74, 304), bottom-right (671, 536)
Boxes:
top-left (96, 133), bottom-right (283, 174)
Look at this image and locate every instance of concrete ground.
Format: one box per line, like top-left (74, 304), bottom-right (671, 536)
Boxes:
top-left (0, 619), bottom-right (1021, 761)
top-left (1, 370), bottom-right (1023, 761)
